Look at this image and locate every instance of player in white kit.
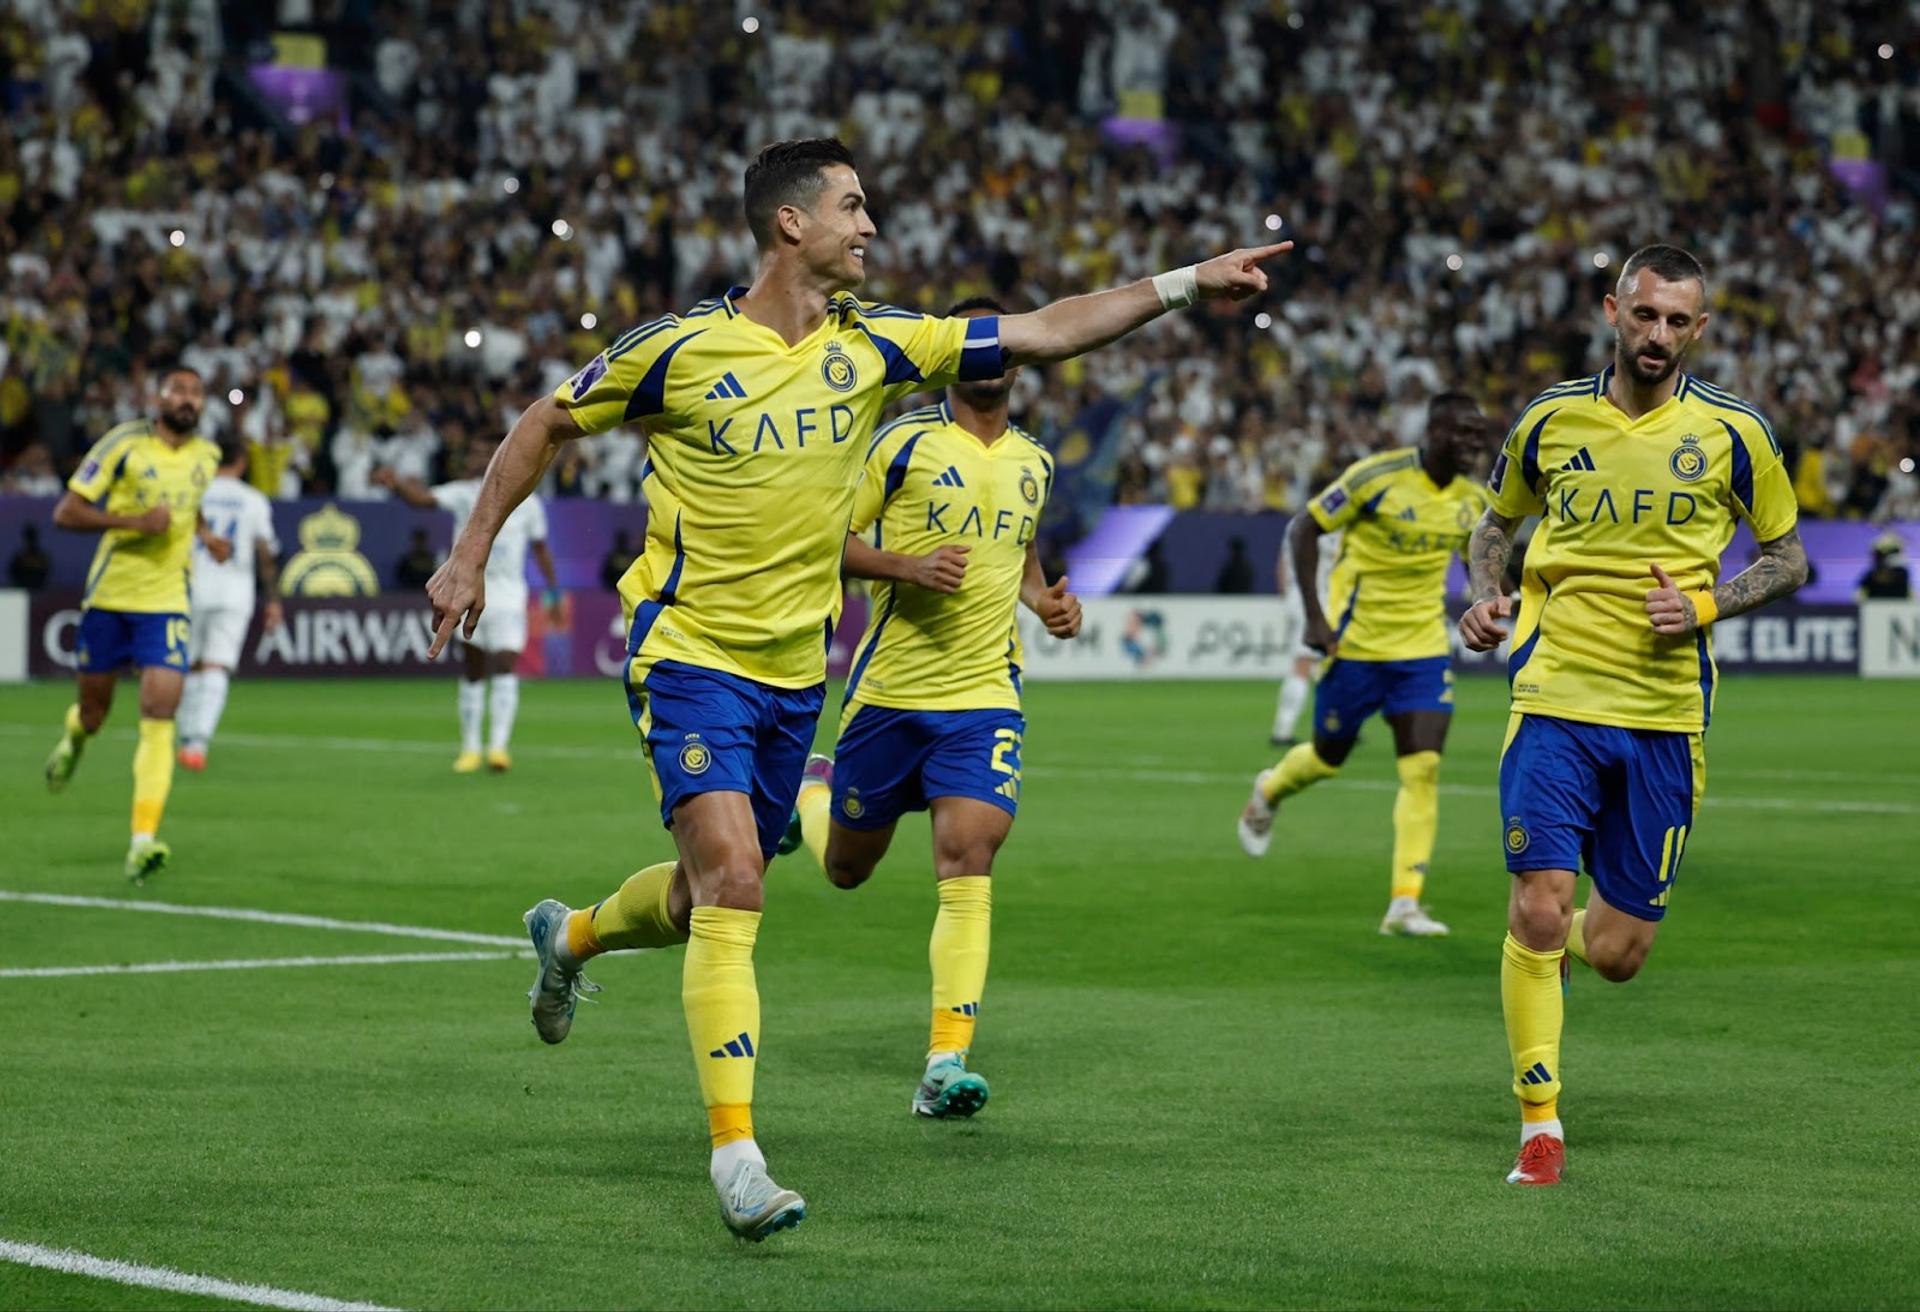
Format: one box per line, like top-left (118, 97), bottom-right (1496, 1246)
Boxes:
top-left (378, 440), bottom-right (562, 772)
top-left (178, 444), bottom-right (283, 771)
top-left (1271, 527), bottom-right (1339, 746)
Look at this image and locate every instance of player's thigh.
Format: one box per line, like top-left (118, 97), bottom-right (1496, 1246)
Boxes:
top-left (487, 648), bottom-right (518, 677)
top-left (930, 795), bottom-right (1015, 879)
top-left (830, 702), bottom-right (933, 837)
top-left (1583, 728), bottom-right (1700, 933)
top-left (822, 819), bottom-right (898, 887)
top-left (1311, 658), bottom-right (1383, 763)
top-left (745, 680), bottom-right (827, 862)
top-left (670, 790), bottom-right (767, 910)
top-left (138, 664), bottom-right (186, 719)
top-left (1387, 709), bottom-right (1452, 756)
top-left (461, 641), bottom-right (487, 681)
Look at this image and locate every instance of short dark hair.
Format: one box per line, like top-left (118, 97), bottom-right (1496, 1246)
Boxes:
top-left (743, 138), bottom-right (857, 248)
top-left (217, 438), bottom-right (247, 468)
top-left (157, 363), bottom-right (202, 386)
top-left (1428, 390), bottom-right (1480, 424)
top-left (1620, 244), bottom-right (1707, 294)
top-left (946, 295), bottom-right (1008, 317)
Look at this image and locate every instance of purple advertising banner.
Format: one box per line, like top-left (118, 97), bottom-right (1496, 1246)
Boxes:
top-left (27, 588), bottom-right (874, 681)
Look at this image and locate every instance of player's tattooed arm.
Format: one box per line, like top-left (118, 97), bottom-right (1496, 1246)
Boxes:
top-left (1459, 510), bottom-right (1522, 652)
top-left (1647, 527), bottom-right (1809, 635)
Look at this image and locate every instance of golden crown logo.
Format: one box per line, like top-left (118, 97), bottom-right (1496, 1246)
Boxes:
top-left (281, 504), bottom-right (379, 597)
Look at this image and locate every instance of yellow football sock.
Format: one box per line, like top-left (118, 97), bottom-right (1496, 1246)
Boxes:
top-left (582, 862), bottom-right (685, 954)
top-left (795, 780), bottom-right (831, 869)
top-left (131, 718), bottom-right (175, 837)
top-left (1390, 750), bottom-right (1441, 900)
top-left (1501, 933), bottom-right (1564, 1114)
top-left (1259, 741), bottom-right (1339, 804)
top-left (928, 876), bottom-right (991, 1057)
top-left (64, 703), bottom-right (92, 743)
top-left (684, 906), bottom-right (762, 1148)
top-left (1567, 908), bottom-right (1589, 966)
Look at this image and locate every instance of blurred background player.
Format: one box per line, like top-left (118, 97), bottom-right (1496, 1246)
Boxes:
top-left (178, 442), bottom-right (283, 771)
top-left (423, 135), bottom-right (1288, 1241)
top-left (779, 297), bottom-right (1084, 1120)
top-left (377, 443), bottom-right (561, 773)
top-left (1462, 244), bottom-right (1808, 1187)
top-left (1269, 525), bottom-right (1339, 748)
top-left (43, 367), bottom-right (227, 881)
top-left (1237, 393), bottom-right (1497, 937)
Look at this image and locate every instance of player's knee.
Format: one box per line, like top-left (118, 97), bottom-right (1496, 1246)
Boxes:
top-left (1589, 938), bottom-right (1648, 983)
top-left (932, 841), bottom-right (999, 879)
top-left (698, 857), bottom-right (765, 910)
top-left (1510, 883), bottom-right (1573, 947)
top-left (824, 855), bottom-right (874, 890)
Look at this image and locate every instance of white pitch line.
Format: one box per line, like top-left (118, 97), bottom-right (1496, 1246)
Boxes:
top-left (0, 1238), bottom-right (400, 1312)
top-left (0, 950), bottom-right (522, 979)
top-left (0, 891), bottom-right (526, 946)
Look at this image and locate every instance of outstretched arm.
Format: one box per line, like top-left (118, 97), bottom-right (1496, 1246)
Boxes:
top-left (426, 395), bottom-right (581, 656)
top-left (996, 243), bottom-right (1292, 367)
top-left (1459, 510), bottom-right (1523, 651)
top-left (374, 467), bottom-right (440, 509)
top-left (1645, 528), bottom-right (1809, 635)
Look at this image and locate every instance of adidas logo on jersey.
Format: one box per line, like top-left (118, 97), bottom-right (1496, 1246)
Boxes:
top-left (704, 372), bottom-right (749, 401)
top-left (1561, 447), bottom-right (1597, 472)
top-left (708, 1031), bottom-right (756, 1058)
top-left (932, 465), bottom-right (966, 488)
top-left (1396, 506), bottom-right (1417, 522)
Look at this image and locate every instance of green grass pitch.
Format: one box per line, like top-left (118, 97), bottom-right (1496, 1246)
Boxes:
top-left (1, 674), bottom-right (1916, 1310)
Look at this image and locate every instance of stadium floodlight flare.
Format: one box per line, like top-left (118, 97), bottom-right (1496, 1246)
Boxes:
top-left (227, 389), bottom-right (244, 405)
top-left (502, 176), bottom-right (520, 195)
top-left (1880, 43), bottom-right (1894, 58)
top-left (551, 219), bottom-right (572, 240)
top-left (1264, 213), bottom-right (1283, 231)
top-left (463, 329), bottom-right (482, 349)
top-left (168, 229), bottom-right (185, 247)
top-left (742, 16), bottom-right (761, 33)
top-left (1255, 312), bottom-right (1273, 329)
top-left (1593, 251), bottom-right (1611, 268)
top-left (579, 313), bottom-right (597, 330)
top-left (1446, 253), bottom-right (1463, 271)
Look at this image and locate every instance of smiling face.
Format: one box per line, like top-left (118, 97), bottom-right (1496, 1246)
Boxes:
top-left (783, 163), bottom-right (877, 291)
top-left (1606, 270), bottom-right (1709, 388)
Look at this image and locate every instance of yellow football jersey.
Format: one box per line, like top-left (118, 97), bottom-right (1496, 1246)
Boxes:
top-left (1307, 448), bottom-right (1490, 661)
top-left (68, 419), bottom-right (220, 614)
top-left (557, 289), bottom-right (1005, 689)
top-left (844, 401), bottom-right (1054, 712)
top-left (1490, 366), bottom-right (1797, 733)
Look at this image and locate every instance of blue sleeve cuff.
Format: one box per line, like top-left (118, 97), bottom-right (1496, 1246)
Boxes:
top-left (958, 315), bottom-right (1008, 381)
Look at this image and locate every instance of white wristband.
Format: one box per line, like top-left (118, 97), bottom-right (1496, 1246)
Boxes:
top-left (1152, 264), bottom-right (1200, 311)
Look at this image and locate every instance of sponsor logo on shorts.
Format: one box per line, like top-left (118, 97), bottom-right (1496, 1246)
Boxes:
top-left (679, 737), bottom-right (711, 774)
top-left (1505, 816), bottom-right (1530, 854)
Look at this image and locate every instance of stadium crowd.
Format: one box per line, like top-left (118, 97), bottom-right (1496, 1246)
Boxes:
top-left (1, 0), bottom-right (1917, 523)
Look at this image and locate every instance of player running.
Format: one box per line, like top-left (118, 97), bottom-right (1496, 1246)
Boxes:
top-left (378, 441), bottom-right (561, 773)
top-left (1460, 244), bottom-right (1807, 1186)
top-left (423, 137), bottom-right (1288, 1241)
top-left (1237, 393), bottom-right (1498, 937)
top-left (776, 296), bottom-right (1083, 1121)
top-left (177, 443), bottom-right (283, 771)
top-left (44, 367), bottom-right (225, 881)
top-left (1269, 526), bottom-right (1338, 747)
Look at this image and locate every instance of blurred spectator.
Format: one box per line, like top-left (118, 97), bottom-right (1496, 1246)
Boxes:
top-left (1856, 535), bottom-right (1912, 600)
top-left (394, 529), bottom-right (439, 590)
top-left (600, 529), bottom-right (638, 590)
top-left (1215, 536), bottom-right (1254, 594)
top-left (8, 524), bottom-right (51, 590)
top-left (3, 444), bottom-right (62, 496)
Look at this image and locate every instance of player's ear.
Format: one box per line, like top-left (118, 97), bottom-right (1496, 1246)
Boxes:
top-left (777, 203), bottom-right (806, 245)
top-left (1603, 293), bottom-right (1619, 327)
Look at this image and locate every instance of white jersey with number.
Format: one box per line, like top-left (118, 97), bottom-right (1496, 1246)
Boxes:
top-left (191, 475), bottom-right (279, 612)
top-left (431, 479), bottom-right (547, 614)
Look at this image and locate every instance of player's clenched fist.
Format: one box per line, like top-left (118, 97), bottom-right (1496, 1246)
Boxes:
top-left (1459, 595), bottom-right (1512, 652)
top-left (909, 544), bottom-right (970, 594)
top-left (426, 553), bottom-right (486, 658)
top-left (1036, 574), bottom-right (1082, 638)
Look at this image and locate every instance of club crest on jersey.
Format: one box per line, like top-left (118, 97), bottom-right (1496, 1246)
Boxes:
top-left (841, 787), bottom-right (864, 819)
top-left (821, 341), bottom-right (857, 393)
top-left (1506, 816), bottom-right (1530, 854)
top-left (1019, 467), bottom-right (1040, 506)
top-left (679, 737), bottom-right (712, 775)
top-left (1669, 434), bottom-right (1707, 483)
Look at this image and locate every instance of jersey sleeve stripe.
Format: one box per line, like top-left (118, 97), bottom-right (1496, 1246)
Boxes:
top-left (864, 406), bottom-right (942, 460)
top-left (843, 587), bottom-right (897, 705)
top-left (1687, 379), bottom-right (1780, 455)
top-left (1721, 418), bottom-right (1755, 515)
top-left (1520, 408), bottom-right (1559, 492)
top-left (606, 316), bottom-right (678, 360)
top-left (622, 331), bottom-right (706, 421)
top-left (851, 323), bottom-right (924, 387)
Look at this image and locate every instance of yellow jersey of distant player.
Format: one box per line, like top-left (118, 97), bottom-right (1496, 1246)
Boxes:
top-left (1490, 366), bottom-right (1797, 733)
top-left (68, 419), bottom-right (220, 614)
top-left (844, 400), bottom-right (1054, 712)
top-left (556, 288), bottom-right (1005, 689)
top-left (1307, 447), bottom-right (1490, 661)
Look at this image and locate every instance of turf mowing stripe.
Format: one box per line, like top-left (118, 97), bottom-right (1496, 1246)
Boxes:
top-left (0, 1239), bottom-right (400, 1311)
top-left (0, 950), bottom-right (523, 979)
top-left (0, 891), bottom-right (527, 945)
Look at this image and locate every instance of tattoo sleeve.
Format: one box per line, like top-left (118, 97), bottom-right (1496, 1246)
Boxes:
top-left (1711, 527), bottom-right (1809, 621)
top-left (1468, 510), bottom-right (1521, 603)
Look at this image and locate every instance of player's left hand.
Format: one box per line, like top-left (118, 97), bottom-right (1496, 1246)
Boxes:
top-left (426, 553), bottom-right (487, 658)
top-left (1037, 575), bottom-right (1082, 638)
top-left (262, 599), bottom-right (284, 634)
top-left (1645, 563), bottom-right (1699, 635)
top-left (1196, 243), bottom-right (1295, 303)
top-left (204, 534), bottom-right (233, 564)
